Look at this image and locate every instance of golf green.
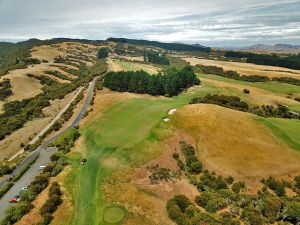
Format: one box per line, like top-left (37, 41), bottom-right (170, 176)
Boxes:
top-left (103, 206), bottom-right (125, 224)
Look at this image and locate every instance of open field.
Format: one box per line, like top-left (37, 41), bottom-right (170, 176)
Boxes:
top-left (173, 104), bottom-right (300, 182)
top-left (200, 73), bottom-right (300, 96)
top-left (184, 57), bottom-right (300, 79)
top-left (199, 75), bottom-right (300, 108)
top-left (109, 58), bottom-right (160, 74)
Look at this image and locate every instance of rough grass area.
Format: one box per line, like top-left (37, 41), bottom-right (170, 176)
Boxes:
top-left (200, 74), bottom-right (300, 95)
top-left (258, 117), bottom-right (300, 152)
top-left (173, 104), bottom-right (300, 181)
top-left (111, 59), bottom-right (159, 74)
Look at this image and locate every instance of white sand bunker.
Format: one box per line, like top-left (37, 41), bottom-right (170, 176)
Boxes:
top-left (163, 118), bottom-right (170, 122)
top-left (168, 109), bottom-right (177, 115)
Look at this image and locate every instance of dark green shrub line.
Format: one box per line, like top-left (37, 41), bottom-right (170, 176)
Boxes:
top-left (190, 94), bottom-right (300, 120)
top-left (272, 77), bottom-right (300, 86)
top-left (179, 142), bottom-right (202, 174)
top-left (0, 79), bottom-right (12, 100)
top-left (0, 182), bottom-right (14, 198)
top-left (225, 51), bottom-right (300, 70)
top-left (167, 142), bottom-right (300, 225)
top-left (38, 182), bottom-right (63, 225)
top-left (12, 154), bottom-right (39, 182)
top-left (103, 66), bottom-right (200, 97)
top-left (45, 70), bottom-right (72, 81)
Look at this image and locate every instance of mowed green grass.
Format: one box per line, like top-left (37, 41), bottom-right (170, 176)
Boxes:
top-left (200, 74), bottom-right (300, 95)
top-left (257, 117), bottom-right (300, 152)
top-left (65, 85), bottom-right (217, 225)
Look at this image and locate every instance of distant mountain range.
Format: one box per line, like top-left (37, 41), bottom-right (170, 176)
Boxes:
top-left (234, 44), bottom-right (300, 54)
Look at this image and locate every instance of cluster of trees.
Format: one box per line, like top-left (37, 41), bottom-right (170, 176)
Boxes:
top-left (103, 66), bottom-right (200, 97)
top-left (144, 50), bottom-right (170, 65)
top-left (191, 94), bottom-right (300, 119)
top-left (0, 79), bottom-right (12, 100)
top-left (97, 47), bottom-right (110, 59)
top-left (107, 38), bottom-right (211, 53)
top-left (52, 128), bottom-right (80, 154)
top-left (166, 141), bottom-right (300, 225)
top-left (179, 142), bottom-right (202, 174)
top-left (38, 182), bottom-right (63, 225)
top-left (225, 51), bottom-right (300, 70)
top-left (0, 164), bottom-right (12, 176)
top-left (148, 164), bottom-right (172, 184)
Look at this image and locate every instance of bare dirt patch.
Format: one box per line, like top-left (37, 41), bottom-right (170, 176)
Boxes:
top-left (173, 104), bottom-right (300, 186)
top-left (132, 130), bottom-right (198, 205)
top-left (184, 57), bottom-right (300, 79)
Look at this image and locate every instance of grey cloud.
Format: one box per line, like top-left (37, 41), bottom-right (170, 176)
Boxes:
top-left (0, 0), bottom-right (299, 47)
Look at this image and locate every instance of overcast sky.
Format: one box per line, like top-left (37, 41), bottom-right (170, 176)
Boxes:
top-left (0, 0), bottom-right (299, 47)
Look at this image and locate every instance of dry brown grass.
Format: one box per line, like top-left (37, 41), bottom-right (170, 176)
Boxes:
top-left (173, 104), bottom-right (300, 187)
top-left (0, 117), bottom-right (51, 162)
top-left (31, 45), bottom-right (62, 63)
top-left (118, 56), bottom-right (144, 62)
top-left (184, 57), bottom-right (300, 79)
top-left (0, 89), bottom-right (78, 162)
top-left (103, 168), bottom-right (174, 225)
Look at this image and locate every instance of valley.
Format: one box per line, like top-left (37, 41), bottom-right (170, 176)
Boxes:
top-left (0, 38), bottom-right (299, 225)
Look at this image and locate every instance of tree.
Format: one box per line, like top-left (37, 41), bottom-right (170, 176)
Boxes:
top-left (97, 48), bottom-right (110, 59)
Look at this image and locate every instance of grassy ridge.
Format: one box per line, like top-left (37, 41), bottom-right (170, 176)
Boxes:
top-left (258, 117), bottom-right (300, 152)
top-left (200, 74), bottom-right (300, 95)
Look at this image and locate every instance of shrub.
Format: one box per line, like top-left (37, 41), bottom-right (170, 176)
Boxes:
top-left (231, 182), bottom-right (246, 193)
top-left (243, 89), bottom-right (250, 94)
top-left (0, 164), bottom-right (12, 176)
top-left (0, 182), bottom-right (14, 198)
